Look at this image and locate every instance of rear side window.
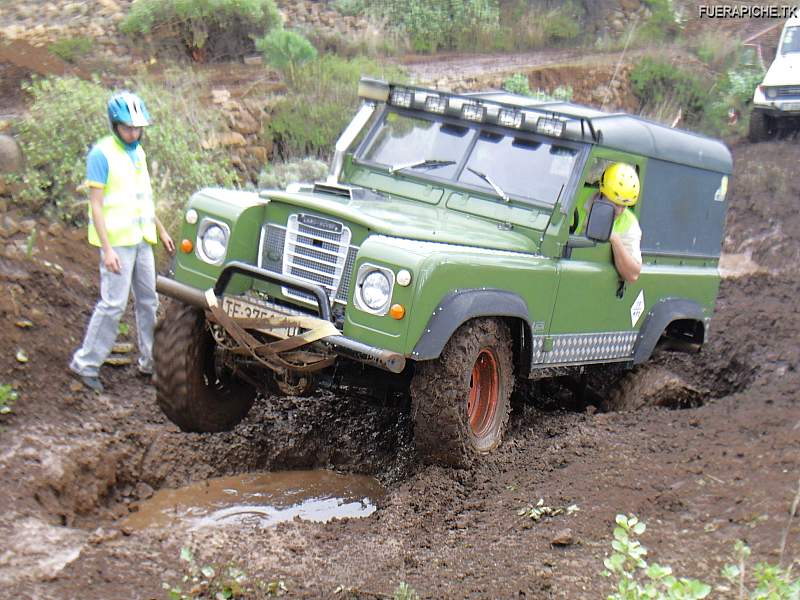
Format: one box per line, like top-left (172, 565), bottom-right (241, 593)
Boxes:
top-left (639, 159), bottom-right (727, 257)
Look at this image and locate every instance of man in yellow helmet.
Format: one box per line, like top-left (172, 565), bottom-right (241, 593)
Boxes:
top-left (598, 162), bottom-right (642, 284)
top-left (69, 92), bottom-right (175, 393)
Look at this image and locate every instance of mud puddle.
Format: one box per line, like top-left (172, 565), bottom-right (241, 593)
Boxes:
top-left (124, 470), bottom-right (384, 531)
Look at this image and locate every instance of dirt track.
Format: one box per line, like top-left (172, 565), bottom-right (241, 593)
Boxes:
top-left (0, 136), bottom-right (797, 598)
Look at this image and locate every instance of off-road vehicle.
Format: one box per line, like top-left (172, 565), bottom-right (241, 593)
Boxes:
top-left (154, 78), bottom-right (732, 465)
top-left (750, 13), bottom-right (800, 141)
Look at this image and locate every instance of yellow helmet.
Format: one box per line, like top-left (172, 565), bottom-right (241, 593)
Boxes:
top-left (600, 162), bottom-right (640, 207)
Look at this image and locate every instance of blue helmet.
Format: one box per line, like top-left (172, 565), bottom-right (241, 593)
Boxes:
top-left (107, 92), bottom-right (151, 127)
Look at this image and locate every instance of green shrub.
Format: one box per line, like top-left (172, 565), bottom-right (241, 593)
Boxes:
top-left (604, 515), bottom-right (800, 600)
top-left (603, 514), bottom-right (711, 600)
top-left (257, 158), bottom-right (328, 190)
top-left (0, 384), bottom-right (18, 415)
top-left (638, 0), bottom-right (682, 43)
top-left (120, 0), bottom-right (281, 61)
top-left (630, 57), bottom-right (707, 124)
top-left (703, 49), bottom-right (765, 137)
top-left (542, 2), bottom-right (583, 43)
top-left (503, 73), bottom-right (532, 96)
top-left (48, 36), bottom-right (93, 63)
top-left (164, 546), bottom-right (288, 599)
top-left (502, 74), bottom-right (573, 102)
top-left (367, 0), bottom-right (501, 53)
top-left (12, 75), bottom-right (238, 230)
top-left (332, 0), bottom-right (365, 17)
top-left (267, 56), bottom-right (406, 160)
top-left (393, 582), bottom-right (420, 600)
top-left (255, 29), bottom-right (317, 85)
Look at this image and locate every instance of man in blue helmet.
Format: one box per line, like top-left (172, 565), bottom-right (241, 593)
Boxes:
top-left (69, 92), bottom-right (175, 393)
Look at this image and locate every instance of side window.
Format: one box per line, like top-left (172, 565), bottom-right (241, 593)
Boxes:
top-left (571, 158), bottom-right (641, 234)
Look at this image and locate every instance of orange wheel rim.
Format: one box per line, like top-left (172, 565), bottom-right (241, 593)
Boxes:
top-left (467, 348), bottom-right (499, 438)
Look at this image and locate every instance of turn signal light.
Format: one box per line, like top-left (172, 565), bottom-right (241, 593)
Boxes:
top-left (180, 239), bottom-right (193, 253)
top-left (389, 304), bottom-right (405, 320)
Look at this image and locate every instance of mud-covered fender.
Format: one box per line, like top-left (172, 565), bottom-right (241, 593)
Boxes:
top-left (411, 289), bottom-right (531, 360)
top-left (633, 298), bottom-right (706, 364)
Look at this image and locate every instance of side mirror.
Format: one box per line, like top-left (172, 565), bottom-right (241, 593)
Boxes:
top-left (586, 198), bottom-right (615, 242)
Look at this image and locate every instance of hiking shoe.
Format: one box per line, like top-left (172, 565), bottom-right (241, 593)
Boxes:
top-left (77, 374), bottom-right (104, 393)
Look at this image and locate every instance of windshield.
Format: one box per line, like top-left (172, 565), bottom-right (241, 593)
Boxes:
top-left (459, 131), bottom-right (577, 205)
top-left (358, 110), bottom-right (582, 206)
top-left (781, 26), bottom-right (800, 54)
top-left (361, 113), bottom-right (472, 179)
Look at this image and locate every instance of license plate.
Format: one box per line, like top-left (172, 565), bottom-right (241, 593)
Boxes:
top-left (222, 296), bottom-right (298, 338)
top-left (782, 102), bottom-right (800, 111)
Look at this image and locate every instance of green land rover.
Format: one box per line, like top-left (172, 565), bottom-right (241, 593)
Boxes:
top-left (153, 78), bottom-right (732, 465)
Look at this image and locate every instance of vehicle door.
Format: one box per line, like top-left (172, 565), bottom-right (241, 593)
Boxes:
top-left (540, 152), bottom-right (647, 367)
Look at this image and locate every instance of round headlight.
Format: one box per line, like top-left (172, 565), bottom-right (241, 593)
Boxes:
top-left (766, 87), bottom-right (778, 99)
top-left (361, 271), bottom-right (391, 310)
top-left (201, 224), bottom-right (227, 262)
top-left (185, 208), bottom-right (198, 225)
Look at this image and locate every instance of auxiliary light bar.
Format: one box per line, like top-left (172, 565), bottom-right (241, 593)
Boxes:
top-left (358, 79), bottom-right (598, 141)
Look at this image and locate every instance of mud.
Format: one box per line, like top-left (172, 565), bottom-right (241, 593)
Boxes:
top-left (0, 135), bottom-right (796, 599)
top-left (124, 470), bottom-right (383, 531)
top-left (0, 35), bottom-right (798, 596)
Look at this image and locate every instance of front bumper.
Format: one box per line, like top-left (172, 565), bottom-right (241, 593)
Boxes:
top-left (156, 261), bottom-right (406, 374)
top-left (752, 103), bottom-right (800, 118)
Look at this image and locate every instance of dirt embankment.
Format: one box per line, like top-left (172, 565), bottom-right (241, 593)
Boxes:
top-left (0, 134), bottom-right (797, 598)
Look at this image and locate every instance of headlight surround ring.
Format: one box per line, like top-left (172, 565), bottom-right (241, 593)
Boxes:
top-left (196, 218), bottom-right (230, 265)
top-left (354, 263), bottom-right (396, 315)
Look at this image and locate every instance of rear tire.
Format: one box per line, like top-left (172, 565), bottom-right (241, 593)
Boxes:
top-left (154, 301), bottom-right (256, 432)
top-left (410, 318), bottom-right (513, 467)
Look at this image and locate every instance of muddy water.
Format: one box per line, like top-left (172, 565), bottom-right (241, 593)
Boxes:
top-left (124, 470), bottom-right (383, 530)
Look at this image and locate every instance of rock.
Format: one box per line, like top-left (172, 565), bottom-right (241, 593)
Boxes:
top-left (232, 110), bottom-right (260, 135)
top-left (247, 145), bottom-right (269, 163)
top-left (88, 527), bottom-right (122, 545)
top-left (0, 134), bottom-right (24, 174)
top-left (19, 219), bottom-right (36, 234)
top-left (135, 482), bottom-right (154, 500)
top-left (47, 222), bottom-right (64, 236)
top-left (111, 342), bottom-right (134, 354)
top-left (217, 132), bottom-right (247, 147)
top-left (619, 0), bottom-right (641, 11)
top-left (104, 355), bottom-right (133, 367)
top-left (211, 88), bottom-right (231, 104)
top-left (243, 54), bottom-right (263, 66)
top-left (551, 528), bottom-right (575, 546)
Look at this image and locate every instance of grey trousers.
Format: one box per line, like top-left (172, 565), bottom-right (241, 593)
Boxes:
top-left (70, 241), bottom-right (158, 377)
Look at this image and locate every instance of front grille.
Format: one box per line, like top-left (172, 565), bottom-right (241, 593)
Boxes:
top-left (282, 214), bottom-right (353, 306)
top-left (336, 246), bottom-right (358, 303)
top-left (776, 85), bottom-right (800, 97)
top-left (261, 224), bottom-right (286, 273)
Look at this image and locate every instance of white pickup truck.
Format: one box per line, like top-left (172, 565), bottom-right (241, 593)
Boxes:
top-left (750, 14), bottom-right (800, 141)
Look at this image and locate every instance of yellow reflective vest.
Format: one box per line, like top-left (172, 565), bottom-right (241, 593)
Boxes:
top-left (88, 135), bottom-right (157, 247)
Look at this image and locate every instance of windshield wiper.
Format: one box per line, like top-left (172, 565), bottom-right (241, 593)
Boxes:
top-left (467, 167), bottom-right (510, 202)
top-left (388, 158), bottom-right (455, 175)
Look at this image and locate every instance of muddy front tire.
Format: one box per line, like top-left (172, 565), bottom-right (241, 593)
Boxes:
top-left (154, 301), bottom-right (256, 432)
top-left (748, 110), bottom-right (772, 143)
top-left (410, 318), bottom-right (513, 467)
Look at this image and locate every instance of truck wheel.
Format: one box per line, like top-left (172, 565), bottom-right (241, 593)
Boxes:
top-left (748, 111), bottom-right (771, 143)
top-left (410, 318), bottom-right (513, 466)
top-left (154, 301), bottom-right (256, 432)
